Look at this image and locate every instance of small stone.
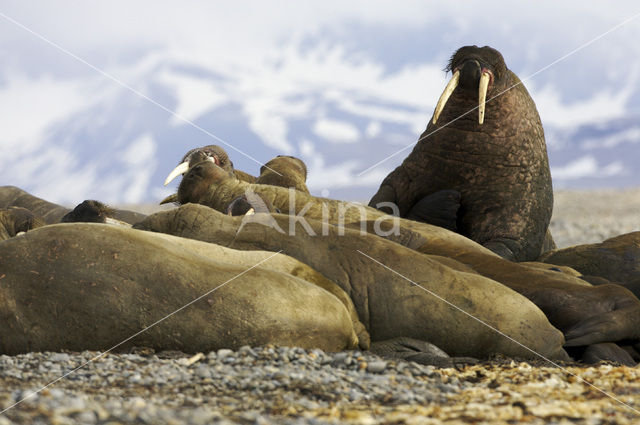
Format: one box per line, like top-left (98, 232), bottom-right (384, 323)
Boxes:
top-left (73, 411), bottom-right (97, 424)
top-left (216, 348), bottom-right (234, 359)
top-left (367, 361), bottom-right (388, 373)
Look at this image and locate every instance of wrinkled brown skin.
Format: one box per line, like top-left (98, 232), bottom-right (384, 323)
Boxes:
top-left (136, 203), bottom-right (570, 361)
top-left (257, 156), bottom-right (310, 194)
top-left (368, 220), bottom-right (640, 349)
top-left (174, 159), bottom-right (640, 353)
top-left (0, 186), bottom-right (146, 225)
top-left (540, 232), bottom-right (640, 299)
top-left (0, 207), bottom-right (44, 241)
top-left (0, 223), bottom-right (358, 355)
top-left (369, 46), bottom-right (553, 262)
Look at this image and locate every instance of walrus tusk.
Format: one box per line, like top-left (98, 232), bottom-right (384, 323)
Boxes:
top-left (245, 208), bottom-right (255, 216)
top-left (432, 69), bottom-right (460, 124)
top-left (159, 193), bottom-right (179, 205)
top-left (164, 161), bottom-right (189, 186)
top-left (478, 71), bottom-right (491, 125)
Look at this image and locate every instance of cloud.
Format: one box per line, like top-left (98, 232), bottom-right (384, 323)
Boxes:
top-left (530, 81), bottom-right (635, 129)
top-left (551, 155), bottom-right (626, 180)
top-left (0, 73), bottom-right (87, 151)
top-left (313, 118), bottom-right (360, 143)
top-left (581, 126), bottom-right (640, 149)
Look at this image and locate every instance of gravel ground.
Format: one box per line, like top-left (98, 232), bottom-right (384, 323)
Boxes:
top-left (2, 190), bottom-right (639, 424)
top-left (551, 189), bottom-right (640, 248)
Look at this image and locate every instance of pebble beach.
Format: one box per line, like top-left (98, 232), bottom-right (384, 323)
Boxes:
top-left (1, 189), bottom-right (640, 424)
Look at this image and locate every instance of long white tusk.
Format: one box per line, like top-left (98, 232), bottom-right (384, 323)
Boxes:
top-left (164, 161), bottom-right (189, 186)
top-left (245, 208), bottom-right (255, 216)
top-left (432, 70), bottom-right (460, 124)
top-left (478, 71), bottom-right (490, 125)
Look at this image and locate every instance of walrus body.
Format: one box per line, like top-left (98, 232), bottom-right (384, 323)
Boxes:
top-left (136, 203), bottom-right (570, 360)
top-left (0, 224), bottom-right (359, 354)
top-left (369, 46), bottom-right (553, 262)
top-left (540, 232), bottom-right (640, 298)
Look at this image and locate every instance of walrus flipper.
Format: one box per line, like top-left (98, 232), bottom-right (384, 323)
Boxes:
top-left (370, 337), bottom-right (478, 367)
top-left (226, 192), bottom-right (275, 216)
top-left (563, 287), bottom-right (640, 347)
top-left (576, 343), bottom-right (637, 366)
top-left (406, 189), bottom-right (460, 232)
top-left (482, 238), bottom-right (525, 262)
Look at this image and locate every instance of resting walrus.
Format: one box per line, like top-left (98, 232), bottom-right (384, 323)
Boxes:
top-left (136, 203), bottom-right (570, 361)
top-left (369, 45), bottom-right (553, 262)
top-left (169, 158), bottom-right (640, 359)
top-left (0, 223), bottom-right (360, 354)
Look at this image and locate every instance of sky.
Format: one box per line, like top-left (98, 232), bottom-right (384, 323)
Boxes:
top-left (1, 1), bottom-right (640, 204)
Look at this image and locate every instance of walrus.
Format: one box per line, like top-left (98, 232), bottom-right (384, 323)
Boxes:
top-left (0, 186), bottom-right (146, 225)
top-left (169, 159), bottom-right (640, 359)
top-left (256, 156), bottom-right (310, 194)
top-left (368, 45), bottom-right (553, 262)
top-left (540, 232), bottom-right (640, 299)
top-left (136, 203), bottom-right (570, 361)
top-left (60, 199), bottom-right (129, 225)
top-left (0, 223), bottom-right (359, 354)
top-left (161, 144), bottom-right (257, 205)
top-left (0, 207), bottom-right (44, 241)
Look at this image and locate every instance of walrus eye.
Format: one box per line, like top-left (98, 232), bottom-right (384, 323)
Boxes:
top-left (432, 69), bottom-right (460, 124)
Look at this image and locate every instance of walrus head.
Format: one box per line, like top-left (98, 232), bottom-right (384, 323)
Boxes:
top-left (433, 45), bottom-right (509, 125)
top-left (260, 155), bottom-right (308, 181)
top-left (61, 200), bottom-right (116, 223)
top-left (177, 151), bottom-right (233, 205)
top-left (164, 145), bottom-right (233, 186)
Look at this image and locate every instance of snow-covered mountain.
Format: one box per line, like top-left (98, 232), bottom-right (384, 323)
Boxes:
top-left (2, 2), bottom-right (640, 205)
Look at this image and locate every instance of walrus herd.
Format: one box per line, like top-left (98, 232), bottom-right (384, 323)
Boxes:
top-left (1, 45), bottom-right (640, 366)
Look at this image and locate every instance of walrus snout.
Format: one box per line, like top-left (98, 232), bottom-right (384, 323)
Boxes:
top-left (458, 60), bottom-right (482, 91)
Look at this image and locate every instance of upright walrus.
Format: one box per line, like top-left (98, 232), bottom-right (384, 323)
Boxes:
top-left (369, 46), bottom-right (552, 262)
